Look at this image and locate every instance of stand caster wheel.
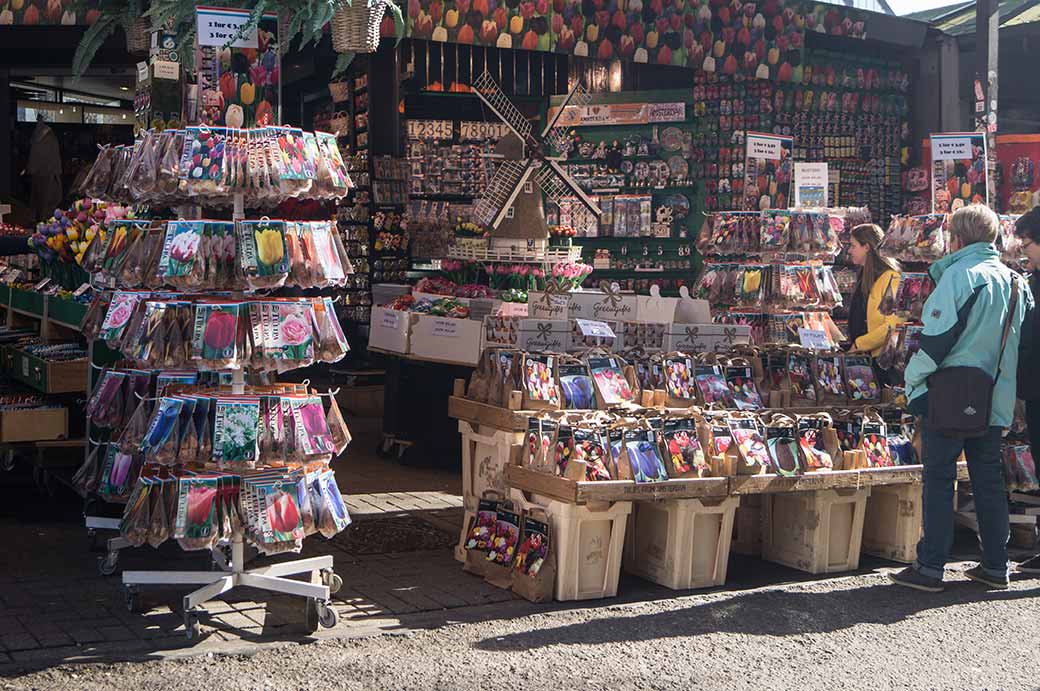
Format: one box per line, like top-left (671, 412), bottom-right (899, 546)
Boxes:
top-left (305, 598), bottom-right (338, 632)
top-left (124, 587), bottom-right (141, 613)
top-left (375, 436), bottom-right (395, 459)
top-left (98, 551), bottom-right (118, 576)
top-left (184, 612), bottom-right (201, 641)
top-left (321, 570), bottom-right (343, 594)
top-left (318, 602), bottom-right (337, 629)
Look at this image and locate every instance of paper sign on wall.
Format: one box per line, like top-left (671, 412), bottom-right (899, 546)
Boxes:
top-left (929, 132), bottom-right (988, 213)
top-left (798, 328), bottom-right (831, 350)
top-left (197, 6), bottom-right (259, 48)
top-left (153, 60), bottom-right (180, 81)
top-left (794, 162), bottom-right (828, 207)
top-left (743, 132), bottom-right (794, 211)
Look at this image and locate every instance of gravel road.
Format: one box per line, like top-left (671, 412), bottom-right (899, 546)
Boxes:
top-left (6, 566), bottom-right (1040, 691)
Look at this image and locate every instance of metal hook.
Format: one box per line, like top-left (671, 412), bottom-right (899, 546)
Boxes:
top-left (88, 436), bottom-right (107, 446)
top-left (315, 388), bottom-right (341, 397)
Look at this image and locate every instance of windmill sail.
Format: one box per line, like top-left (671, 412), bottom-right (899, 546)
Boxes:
top-left (542, 83), bottom-right (590, 155)
top-left (538, 159), bottom-right (603, 217)
top-left (472, 71), bottom-right (531, 144)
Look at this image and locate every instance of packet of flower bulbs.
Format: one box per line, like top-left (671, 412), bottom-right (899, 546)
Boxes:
top-left (99, 444), bottom-right (140, 501)
top-left (797, 414), bottom-right (838, 471)
top-left (466, 495), bottom-right (501, 553)
top-left (786, 350), bottom-right (817, 406)
top-left (727, 414), bottom-right (770, 475)
top-left (120, 478), bottom-right (152, 547)
top-left (860, 414), bottom-right (893, 468)
top-left (764, 415), bottom-right (802, 477)
top-left (179, 126), bottom-right (227, 190)
top-left (257, 478), bottom-right (306, 545)
top-left (158, 220), bottom-right (206, 289)
top-left (212, 397), bottom-right (260, 468)
top-left (289, 396), bottom-right (335, 459)
top-left (315, 131), bottom-right (353, 195)
top-left (569, 427), bottom-right (612, 481)
top-left (88, 370), bottom-right (127, 428)
top-left (192, 303), bottom-right (241, 369)
top-left (511, 512), bottom-right (555, 603)
top-left (312, 297), bottom-right (350, 363)
top-left (175, 476), bottom-right (221, 546)
top-left (726, 360), bottom-right (763, 411)
top-left (140, 397), bottom-right (184, 465)
top-left (587, 356), bottom-right (634, 408)
top-left (619, 424), bottom-right (669, 483)
top-left (313, 469), bottom-right (351, 539)
top-left (99, 291), bottom-right (142, 345)
top-left (662, 353), bottom-right (696, 405)
top-left (843, 354), bottom-right (880, 403)
top-left (269, 301), bottom-right (316, 370)
top-left (813, 353), bottom-right (847, 405)
top-left (760, 210), bottom-right (792, 252)
top-left (1004, 445), bottom-right (1039, 492)
top-left (238, 219), bottom-right (289, 290)
top-left (558, 359), bottom-right (595, 410)
top-left (525, 417), bottom-right (556, 472)
top-left (694, 360), bottom-right (735, 409)
top-left (311, 221), bottom-right (347, 287)
top-left (487, 506), bottom-right (521, 567)
top-left (661, 417), bottom-right (708, 478)
top-left (520, 353), bottom-right (559, 410)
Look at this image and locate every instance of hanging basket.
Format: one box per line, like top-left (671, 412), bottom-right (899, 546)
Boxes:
top-left (331, 0), bottom-right (387, 54)
top-left (124, 17), bottom-right (151, 55)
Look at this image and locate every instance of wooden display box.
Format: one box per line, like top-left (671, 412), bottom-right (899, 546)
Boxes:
top-left (731, 494), bottom-right (763, 556)
top-left (11, 351), bottom-right (88, 393)
top-left (624, 496), bottom-right (739, 590)
top-left (862, 483), bottom-right (921, 564)
top-left (459, 420), bottom-right (523, 508)
top-left (9, 288), bottom-right (44, 317)
top-left (762, 487), bottom-right (870, 574)
top-left (0, 406), bottom-right (67, 442)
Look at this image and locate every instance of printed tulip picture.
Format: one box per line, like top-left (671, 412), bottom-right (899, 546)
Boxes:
top-left (197, 305), bottom-right (239, 360)
top-left (278, 304), bottom-right (315, 362)
top-left (515, 517), bottom-right (550, 577)
top-left (466, 499), bottom-right (500, 550)
top-left (162, 221), bottom-right (203, 279)
top-left (488, 509), bottom-right (521, 565)
top-left (626, 435), bottom-right (669, 484)
top-left (213, 399), bottom-right (260, 465)
top-left (664, 421), bottom-right (705, 476)
top-left (559, 367), bottom-right (595, 409)
top-left (181, 479), bottom-right (219, 539)
top-left (253, 221), bottom-right (288, 276)
top-left (695, 371), bottom-right (735, 408)
top-left (589, 358), bottom-right (633, 405)
top-left (265, 487), bottom-right (304, 542)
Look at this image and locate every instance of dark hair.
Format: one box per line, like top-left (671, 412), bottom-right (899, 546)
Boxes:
top-left (1015, 206), bottom-right (1040, 243)
top-left (851, 223), bottom-right (901, 298)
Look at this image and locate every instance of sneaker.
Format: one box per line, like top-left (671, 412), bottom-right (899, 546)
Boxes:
top-left (963, 565), bottom-right (1009, 590)
top-left (889, 566), bottom-right (944, 592)
top-left (1016, 555), bottom-right (1040, 574)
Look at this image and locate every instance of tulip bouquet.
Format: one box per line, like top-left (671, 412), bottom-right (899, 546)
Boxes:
top-left (29, 198), bottom-right (134, 267)
top-left (550, 261), bottom-right (592, 291)
top-left (548, 225), bottom-right (576, 247)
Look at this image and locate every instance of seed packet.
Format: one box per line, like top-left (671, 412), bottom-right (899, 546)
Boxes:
top-left (570, 427), bottom-right (611, 481)
top-left (514, 515), bottom-right (550, 578)
top-left (765, 418), bottom-right (801, 476)
top-left (588, 356), bottom-right (634, 406)
top-left (238, 219), bottom-right (290, 289)
top-left (726, 364), bottom-right (763, 410)
top-left (813, 354), bottom-right (846, 404)
top-left (1004, 445), bottom-right (1039, 491)
top-left (120, 479), bottom-right (152, 546)
top-left (861, 419), bottom-right (892, 467)
top-left (312, 297), bottom-right (350, 363)
top-left (260, 480), bottom-right (305, 543)
top-left (192, 303), bottom-right (241, 368)
top-left (695, 364), bottom-right (734, 408)
top-left (277, 128), bottom-right (313, 180)
top-left (623, 427), bottom-right (669, 483)
top-left (728, 416), bottom-right (770, 471)
top-left (710, 419), bottom-right (733, 456)
top-left (797, 415), bottom-right (834, 470)
top-left (787, 351), bottom-right (817, 404)
top-left (315, 469), bottom-right (351, 538)
top-left (664, 354), bottom-right (696, 400)
top-left (212, 397), bottom-right (260, 467)
top-left (175, 476), bottom-right (219, 540)
top-left (559, 363), bottom-right (595, 410)
top-left (487, 508), bottom-right (521, 566)
top-left (662, 417), bottom-right (707, 477)
top-left (522, 353), bottom-right (559, 407)
top-left (466, 497), bottom-right (500, 550)
top-left (843, 354), bottom-right (879, 402)
top-left (290, 396), bottom-right (335, 457)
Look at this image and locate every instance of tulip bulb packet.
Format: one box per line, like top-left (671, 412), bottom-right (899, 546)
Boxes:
top-left (797, 416), bottom-right (834, 470)
top-left (159, 220), bottom-right (205, 283)
top-left (179, 127), bottom-right (227, 182)
top-left (726, 364), bottom-right (763, 410)
top-left (662, 417), bottom-right (707, 477)
top-left (843, 355), bottom-right (879, 403)
top-left (289, 396), bottom-right (335, 457)
top-left (695, 364), bottom-right (735, 408)
top-left (664, 355), bottom-right (695, 400)
top-left (192, 303), bottom-right (241, 366)
top-left (140, 396), bottom-right (184, 463)
top-left (588, 356), bottom-right (634, 406)
top-left (623, 427), bottom-right (669, 484)
top-left (525, 417), bottom-right (556, 472)
top-left (813, 354), bottom-right (846, 404)
top-left (787, 352), bottom-right (817, 404)
top-left (466, 497), bottom-right (500, 552)
top-left (514, 516), bottom-right (550, 578)
top-left (765, 421), bottom-right (801, 477)
top-left (487, 508), bottom-right (520, 566)
top-left (570, 427), bottom-right (612, 481)
top-left (175, 476), bottom-right (220, 540)
top-left (212, 397), bottom-right (260, 467)
top-left (100, 291), bottom-right (143, 344)
top-left (522, 353), bottom-right (559, 406)
top-left (99, 444), bottom-right (138, 499)
top-left (860, 420), bottom-right (893, 468)
top-left (710, 420), bottom-right (733, 457)
top-left (258, 479), bottom-right (306, 544)
top-left (315, 469), bottom-right (351, 538)
top-left (239, 219), bottom-right (289, 285)
top-left (728, 416), bottom-right (770, 471)
top-left (558, 363), bottom-right (595, 410)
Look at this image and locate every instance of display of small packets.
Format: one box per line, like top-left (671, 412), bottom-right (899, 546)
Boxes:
top-left (514, 515), bottom-right (550, 577)
top-left (466, 497), bottom-right (500, 551)
top-left (765, 420), bottom-right (801, 476)
top-left (488, 507), bottom-right (520, 565)
top-left (192, 303), bottom-right (241, 368)
top-left (798, 416), bottom-right (834, 470)
top-left (588, 356), bottom-right (633, 405)
top-left (662, 418), bottom-right (707, 476)
top-left (861, 418), bottom-right (893, 468)
top-left (664, 354), bottom-right (695, 400)
top-left (623, 427), bottom-right (669, 483)
top-left (695, 364), bottom-right (735, 408)
top-left (558, 363), bottom-right (595, 409)
top-left (570, 427), bottom-right (612, 481)
top-left (212, 397), bottom-right (261, 467)
top-left (523, 354), bottom-right (559, 404)
top-left (239, 219), bottom-right (289, 289)
top-left (728, 416), bottom-right (770, 470)
top-left (844, 354), bottom-right (879, 402)
top-left (726, 363), bottom-right (762, 410)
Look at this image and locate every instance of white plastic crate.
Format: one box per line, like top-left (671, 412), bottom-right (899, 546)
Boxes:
top-left (763, 487), bottom-right (870, 574)
top-left (862, 483), bottom-right (921, 564)
top-left (510, 489), bottom-right (632, 601)
top-left (624, 496), bottom-right (739, 590)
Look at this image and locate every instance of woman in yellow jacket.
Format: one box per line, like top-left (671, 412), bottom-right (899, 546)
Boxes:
top-left (846, 224), bottom-right (903, 360)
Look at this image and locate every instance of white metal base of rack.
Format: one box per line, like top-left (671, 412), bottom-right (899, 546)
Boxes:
top-left (122, 534), bottom-right (341, 640)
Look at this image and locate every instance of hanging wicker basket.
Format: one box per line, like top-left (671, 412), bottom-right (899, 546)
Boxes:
top-left (331, 0), bottom-right (387, 54)
top-left (124, 17), bottom-right (151, 55)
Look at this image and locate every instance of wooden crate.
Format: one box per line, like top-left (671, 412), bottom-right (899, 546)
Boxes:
top-left (511, 489), bottom-right (632, 601)
top-left (12, 351), bottom-right (88, 394)
top-left (0, 407), bottom-right (67, 442)
top-left (763, 487), bottom-right (870, 574)
top-left (862, 483), bottom-right (921, 564)
top-left (731, 494), bottom-right (763, 556)
top-left (460, 420), bottom-right (524, 509)
top-left (624, 496), bottom-right (739, 590)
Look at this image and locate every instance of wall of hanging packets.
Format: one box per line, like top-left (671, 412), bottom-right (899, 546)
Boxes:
top-left (467, 345), bottom-right (917, 482)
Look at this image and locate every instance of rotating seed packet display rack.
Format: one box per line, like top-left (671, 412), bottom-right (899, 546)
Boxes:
top-left (74, 123), bottom-right (357, 639)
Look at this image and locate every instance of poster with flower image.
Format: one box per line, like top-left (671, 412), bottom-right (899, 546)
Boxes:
top-left (588, 357), bottom-right (633, 405)
top-left (196, 8), bottom-right (279, 128)
top-left (488, 508), bottom-right (521, 566)
top-left (743, 132), bottom-right (793, 211)
top-left (930, 132), bottom-right (988, 213)
top-left (160, 221), bottom-right (204, 279)
top-left (514, 516), bottom-right (550, 578)
top-left (662, 418), bottom-right (706, 476)
top-left (212, 397), bottom-right (260, 465)
top-left (192, 303), bottom-right (241, 362)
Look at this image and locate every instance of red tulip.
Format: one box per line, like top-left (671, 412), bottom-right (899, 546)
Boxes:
top-left (267, 491), bottom-right (300, 533)
top-left (657, 45), bottom-right (672, 64)
top-left (203, 309), bottom-right (236, 352)
top-left (187, 486), bottom-right (217, 527)
top-left (597, 37), bottom-right (613, 58)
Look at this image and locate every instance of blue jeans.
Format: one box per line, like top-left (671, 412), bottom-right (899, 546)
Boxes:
top-left (914, 418), bottom-right (1009, 580)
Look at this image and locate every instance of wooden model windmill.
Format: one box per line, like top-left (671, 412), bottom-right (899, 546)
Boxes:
top-left (471, 72), bottom-right (603, 241)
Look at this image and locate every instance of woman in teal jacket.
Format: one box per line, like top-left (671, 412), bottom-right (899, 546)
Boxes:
top-left (890, 205), bottom-right (1033, 593)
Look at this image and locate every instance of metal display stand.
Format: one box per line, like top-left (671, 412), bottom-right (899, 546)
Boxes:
top-left (99, 193), bottom-right (342, 639)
